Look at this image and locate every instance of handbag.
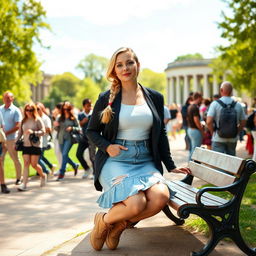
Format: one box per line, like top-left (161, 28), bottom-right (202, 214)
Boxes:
top-left (70, 130), bottom-right (84, 144)
top-left (15, 138), bottom-right (24, 151)
top-left (0, 128), bottom-right (6, 143)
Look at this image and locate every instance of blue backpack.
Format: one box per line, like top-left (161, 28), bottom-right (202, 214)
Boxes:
top-left (216, 100), bottom-right (238, 138)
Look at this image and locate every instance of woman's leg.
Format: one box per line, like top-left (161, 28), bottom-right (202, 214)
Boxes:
top-left (103, 191), bottom-right (147, 224)
top-left (59, 140), bottom-right (71, 175)
top-left (128, 183), bottom-right (170, 223)
top-left (22, 154), bottom-right (31, 187)
top-left (90, 191), bottom-right (147, 251)
top-left (30, 154), bottom-right (44, 178)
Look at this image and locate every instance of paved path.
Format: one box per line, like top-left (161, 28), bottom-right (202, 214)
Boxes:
top-left (0, 134), bottom-right (250, 256)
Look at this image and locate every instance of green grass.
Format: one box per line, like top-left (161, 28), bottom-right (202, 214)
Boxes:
top-left (185, 174), bottom-right (256, 247)
top-left (4, 144), bottom-right (79, 178)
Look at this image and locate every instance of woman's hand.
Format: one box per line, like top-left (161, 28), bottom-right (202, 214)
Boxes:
top-left (170, 167), bottom-right (191, 175)
top-left (25, 129), bottom-right (34, 135)
top-left (53, 121), bottom-right (59, 127)
top-left (66, 126), bottom-right (72, 132)
top-left (106, 144), bottom-right (128, 157)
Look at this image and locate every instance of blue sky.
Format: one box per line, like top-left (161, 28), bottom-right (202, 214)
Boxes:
top-left (36, 0), bottom-right (229, 78)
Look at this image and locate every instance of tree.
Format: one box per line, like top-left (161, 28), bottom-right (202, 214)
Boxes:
top-left (138, 69), bottom-right (166, 98)
top-left (76, 54), bottom-right (109, 91)
top-left (0, 0), bottom-right (50, 102)
top-left (74, 78), bottom-right (101, 107)
top-left (213, 0), bottom-right (256, 95)
top-left (175, 53), bottom-right (203, 61)
top-left (43, 72), bottom-right (80, 108)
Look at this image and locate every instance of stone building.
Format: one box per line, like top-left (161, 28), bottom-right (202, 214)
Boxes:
top-left (165, 59), bottom-right (230, 105)
top-left (30, 73), bottom-right (52, 103)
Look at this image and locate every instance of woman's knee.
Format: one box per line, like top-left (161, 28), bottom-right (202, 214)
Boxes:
top-left (147, 184), bottom-right (170, 208)
top-left (125, 192), bottom-right (147, 215)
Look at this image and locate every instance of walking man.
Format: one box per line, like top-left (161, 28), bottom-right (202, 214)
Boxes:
top-left (206, 81), bottom-right (246, 156)
top-left (76, 98), bottom-right (96, 179)
top-left (0, 91), bottom-right (23, 185)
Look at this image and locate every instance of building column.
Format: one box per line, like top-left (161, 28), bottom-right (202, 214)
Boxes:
top-left (183, 75), bottom-right (189, 103)
top-left (203, 74), bottom-right (210, 98)
top-left (193, 74), bottom-right (199, 92)
top-left (213, 75), bottom-right (219, 95)
top-left (176, 76), bottom-right (181, 105)
top-left (166, 78), bottom-right (170, 104)
top-left (170, 77), bottom-right (175, 104)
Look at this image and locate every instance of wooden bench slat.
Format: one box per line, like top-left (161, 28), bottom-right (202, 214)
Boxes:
top-left (170, 182), bottom-right (222, 206)
top-left (168, 197), bottom-right (189, 211)
top-left (191, 147), bottom-right (244, 176)
top-left (188, 161), bottom-right (236, 186)
top-left (172, 180), bottom-right (228, 205)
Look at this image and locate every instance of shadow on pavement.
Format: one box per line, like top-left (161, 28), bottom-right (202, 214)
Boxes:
top-left (57, 225), bottom-right (224, 256)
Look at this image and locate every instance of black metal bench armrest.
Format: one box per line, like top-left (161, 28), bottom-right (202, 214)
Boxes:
top-left (195, 179), bottom-right (243, 207)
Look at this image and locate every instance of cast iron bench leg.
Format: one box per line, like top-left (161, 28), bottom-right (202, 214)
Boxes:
top-left (162, 205), bottom-right (185, 225)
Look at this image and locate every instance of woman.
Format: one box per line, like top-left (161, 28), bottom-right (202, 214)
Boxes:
top-left (36, 102), bottom-right (56, 175)
top-left (86, 47), bottom-right (191, 251)
top-left (54, 101), bottom-right (79, 181)
top-left (17, 103), bottom-right (47, 191)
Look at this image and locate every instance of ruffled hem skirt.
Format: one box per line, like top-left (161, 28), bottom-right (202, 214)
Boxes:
top-left (97, 139), bottom-right (175, 209)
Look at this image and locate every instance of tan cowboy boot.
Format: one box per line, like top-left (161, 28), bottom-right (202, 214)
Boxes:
top-left (106, 220), bottom-right (127, 250)
top-left (90, 212), bottom-right (111, 251)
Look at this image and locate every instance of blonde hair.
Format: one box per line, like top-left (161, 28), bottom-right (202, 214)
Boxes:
top-left (101, 47), bottom-right (139, 124)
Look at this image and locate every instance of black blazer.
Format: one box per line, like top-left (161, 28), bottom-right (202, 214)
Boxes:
top-left (86, 85), bottom-right (176, 191)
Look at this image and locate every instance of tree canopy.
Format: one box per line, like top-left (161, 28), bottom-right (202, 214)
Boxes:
top-left (138, 69), bottom-right (166, 99)
top-left (43, 72), bottom-right (80, 108)
top-left (76, 53), bottom-right (109, 91)
top-left (213, 0), bottom-right (256, 95)
top-left (175, 53), bottom-right (203, 62)
top-left (0, 0), bottom-right (49, 102)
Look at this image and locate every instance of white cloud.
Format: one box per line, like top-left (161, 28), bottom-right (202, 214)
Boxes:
top-left (40, 0), bottom-right (192, 25)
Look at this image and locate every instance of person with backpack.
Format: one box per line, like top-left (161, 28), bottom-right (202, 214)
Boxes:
top-left (206, 81), bottom-right (246, 156)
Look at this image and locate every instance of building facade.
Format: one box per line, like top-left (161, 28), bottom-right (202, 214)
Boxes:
top-left (165, 59), bottom-right (226, 105)
top-left (30, 73), bottom-right (52, 103)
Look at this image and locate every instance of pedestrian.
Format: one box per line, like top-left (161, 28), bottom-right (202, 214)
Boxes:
top-left (36, 102), bottom-right (56, 175)
top-left (181, 96), bottom-right (192, 150)
top-left (206, 81), bottom-right (246, 156)
top-left (0, 111), bottom-right (10, 193)
top-left (163, 104), bottom-right (171, 130)
top-left (0, 91), bottom-right (23, 185)
top-left (245, 110), bottom-right (256, 161)
top-left (187, 92), bottom-right (204, 160)
top-left (17, 103), bottom-right (47, 191)
top-left (51, 102), bottom-right (63, 174)
top-left (76, 98), bottom-right (96, 179)
top-left (86, 47), bottom-right (191, 251)
top-left (54, 101), bottom-right (79, 181)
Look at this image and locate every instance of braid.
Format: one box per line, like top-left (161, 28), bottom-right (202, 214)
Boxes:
top-left (101, 81), bottom-right (120, 124)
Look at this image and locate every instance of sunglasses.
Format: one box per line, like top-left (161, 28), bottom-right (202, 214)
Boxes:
top-left (63, 108), bottom-right (71, 111)
top-left (25, 109), bottom-right (34, 112)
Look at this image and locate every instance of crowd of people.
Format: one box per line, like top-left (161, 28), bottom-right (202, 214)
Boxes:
top-left (164, 82), bottom-right (256, 162)
top-left (0, 91), bottom-right (96, 193)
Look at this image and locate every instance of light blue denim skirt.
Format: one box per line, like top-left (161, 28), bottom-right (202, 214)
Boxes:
top-left (97, 139), bottom-right (175, 208)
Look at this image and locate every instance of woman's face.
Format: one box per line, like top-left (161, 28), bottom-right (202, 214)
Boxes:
top-left (24, 106), bottom-right (35, 118)
top-left (114, 51), bottom-right (139, 83)
top-left (62, 104), bottom-right (72, 116)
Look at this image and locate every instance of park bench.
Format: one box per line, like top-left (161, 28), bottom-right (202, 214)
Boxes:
top-left (162, 147), bottom-right (256, 256)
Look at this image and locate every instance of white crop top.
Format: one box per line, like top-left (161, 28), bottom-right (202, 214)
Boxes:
top-left (116, 102), bottom-right (153, 140)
